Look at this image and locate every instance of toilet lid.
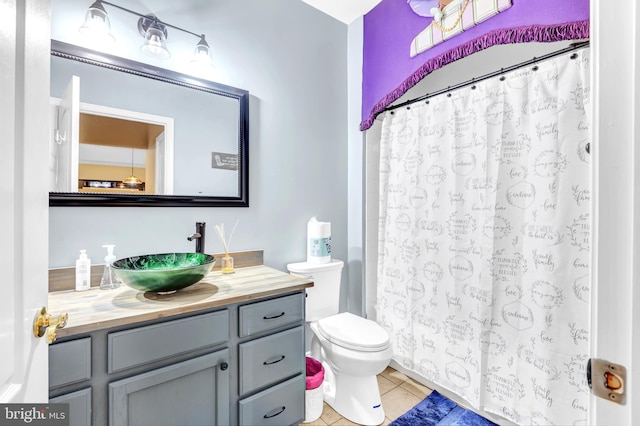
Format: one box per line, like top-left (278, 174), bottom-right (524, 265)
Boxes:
top-left (317, 312), bottom-right (390, 352)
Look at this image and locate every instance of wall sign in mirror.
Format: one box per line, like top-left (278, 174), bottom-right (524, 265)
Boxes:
top-left (49, 40), bottom-right (249, 207)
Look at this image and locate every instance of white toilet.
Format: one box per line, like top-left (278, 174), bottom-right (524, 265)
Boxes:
top-left (288, 259), bottom-right (392, 426)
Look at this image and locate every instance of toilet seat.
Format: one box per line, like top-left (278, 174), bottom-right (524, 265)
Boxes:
top-left (317, 312), bottom-right (390, 352)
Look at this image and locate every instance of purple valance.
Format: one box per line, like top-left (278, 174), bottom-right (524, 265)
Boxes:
top-left (361, 0), bottom-right (590, 131)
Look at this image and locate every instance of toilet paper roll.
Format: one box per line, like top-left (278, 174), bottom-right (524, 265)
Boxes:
top-left (307, 216), bottom-right (331, 264)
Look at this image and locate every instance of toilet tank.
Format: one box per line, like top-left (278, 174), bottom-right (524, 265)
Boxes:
top-left (287, 259), bottom-right (344, 322)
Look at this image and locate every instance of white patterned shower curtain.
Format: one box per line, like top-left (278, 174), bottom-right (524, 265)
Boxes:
top-left (376, 48), bottom-right (591, 425)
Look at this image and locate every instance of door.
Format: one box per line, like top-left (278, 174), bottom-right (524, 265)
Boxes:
top-left (591, 0), bottom-right (639, 424)
top-left (0, 0), bottom-right (52, 403)
top-left (109, 350), bottom-right (230, 426)
top-left (155, 132), bottom-right (166, 194)
top-left (51, 75), bottom-right (80, 192)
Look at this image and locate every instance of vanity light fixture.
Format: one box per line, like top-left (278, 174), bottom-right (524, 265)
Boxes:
top-left (79, 1), bottom-right (213, 65)
top-left (191, 35), bottom-right (213, 65)
top-left (79, 0), bottom-right (115, 43)
top-left (138, 15), bottom-right (171, 59)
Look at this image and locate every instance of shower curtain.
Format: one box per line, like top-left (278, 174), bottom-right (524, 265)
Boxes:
top-left (376, 48), bottom-right (591, 425)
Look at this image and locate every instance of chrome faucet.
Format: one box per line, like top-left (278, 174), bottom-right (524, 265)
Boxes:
top-left (187, 222), bottom-right (206, 253)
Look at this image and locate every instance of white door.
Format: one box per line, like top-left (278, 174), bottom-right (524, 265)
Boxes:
top-left (0, 0), bottom-right (52, 403)
top-left (51, 75), bottom-right (80, 192)
top-left (155, 131), bottom-right (166, 194)
top-left (591, 0), bottom-right (639, 424)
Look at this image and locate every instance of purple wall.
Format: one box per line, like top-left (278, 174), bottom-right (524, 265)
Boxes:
top-left (361, 0), bottom-right (589, 130)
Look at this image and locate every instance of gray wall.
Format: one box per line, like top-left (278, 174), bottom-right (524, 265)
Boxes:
top-left (346, 17), bottom-right (365, 316)
top-left (50, 1), bottom-right (350, 306)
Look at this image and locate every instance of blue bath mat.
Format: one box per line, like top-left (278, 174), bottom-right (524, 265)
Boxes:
top-left (390, 390), bottom-right (498, 426)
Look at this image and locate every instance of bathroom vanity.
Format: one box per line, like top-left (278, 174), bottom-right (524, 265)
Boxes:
top-left (47, 253), bottom-right (312, 426)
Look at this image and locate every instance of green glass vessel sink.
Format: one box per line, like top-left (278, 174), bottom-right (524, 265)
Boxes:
top-left (111, 253), bottom-right (215, 293)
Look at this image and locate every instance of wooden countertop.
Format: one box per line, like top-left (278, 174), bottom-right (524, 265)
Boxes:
top-left (48, 265), bottom-right (313, 338)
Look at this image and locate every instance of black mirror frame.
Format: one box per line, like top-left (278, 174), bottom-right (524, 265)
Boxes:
top-left (49, 40), bottom-right (249, 207)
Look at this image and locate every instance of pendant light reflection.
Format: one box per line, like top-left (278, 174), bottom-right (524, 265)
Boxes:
top-left (138, 15), bottom-right (171, 60)
top-left (79, 0), bottom-right (115, 44)
top-left (121, 149), bottom-right (143, 189)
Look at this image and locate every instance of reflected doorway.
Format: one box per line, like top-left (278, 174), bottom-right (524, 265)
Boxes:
top-left (49, 95), bottom-right (175, 195)
top-left (78, 113), bottom-right (163, 194)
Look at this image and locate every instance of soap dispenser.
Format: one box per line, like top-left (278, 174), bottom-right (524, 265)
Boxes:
top-left (100, 245), bottom-right (121, 290)
top-left (75, 249), bottom-right (91, 291)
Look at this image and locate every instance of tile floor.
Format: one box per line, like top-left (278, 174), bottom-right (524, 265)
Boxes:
top-left (302, 366), bottom-right (432, 426)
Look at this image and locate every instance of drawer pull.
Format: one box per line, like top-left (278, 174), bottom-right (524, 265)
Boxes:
top-left (263, 312), bottom-right (285, 320)
top-left (263, 355), bottom-right (286, 365)
top-left (263, 406), bottom-right (286, 419)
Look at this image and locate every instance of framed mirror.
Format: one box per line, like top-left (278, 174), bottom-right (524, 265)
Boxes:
top-left (49, 40), bottom-right (249, 207)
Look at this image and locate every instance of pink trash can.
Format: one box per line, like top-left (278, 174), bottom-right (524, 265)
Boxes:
top-left (304, 357), bottom-right (324, 423)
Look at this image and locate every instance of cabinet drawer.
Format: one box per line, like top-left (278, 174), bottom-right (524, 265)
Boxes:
top-left (108, 310), bottom-right (229, 374)
top-left (50, 337), bottom-right (91, 388)
top-left (238, 292), bottom-right (304, 337)
top-left (239, 374), bottom-right (304, 426)
top-left (239, 326), bottom-right (304, 395)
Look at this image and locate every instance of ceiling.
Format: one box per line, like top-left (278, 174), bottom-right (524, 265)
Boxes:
top-left (301, 0), bottom-right (383, 24)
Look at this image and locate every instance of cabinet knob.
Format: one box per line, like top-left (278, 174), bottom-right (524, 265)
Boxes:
top-left (220, 362), bottom-right (228, 371)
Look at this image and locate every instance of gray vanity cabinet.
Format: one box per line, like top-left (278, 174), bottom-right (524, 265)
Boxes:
top-left (49, 290), bottom-right (307, 426)
top-left (49, 309), bottom-right (231, 426)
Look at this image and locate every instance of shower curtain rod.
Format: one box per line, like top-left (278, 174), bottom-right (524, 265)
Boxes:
top-left (381, 40), bottom-right (590, 115)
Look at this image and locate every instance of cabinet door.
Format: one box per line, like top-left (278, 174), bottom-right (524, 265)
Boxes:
top-left (50, 388), bottom-right (92, 426)
top-left (109, 349), bottom-right (229, 426)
